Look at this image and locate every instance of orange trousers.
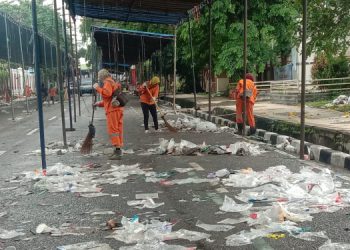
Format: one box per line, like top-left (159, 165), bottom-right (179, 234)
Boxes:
top-left (106, 110), bottom-right (123, 148)
top-left (235, 98), bottom-right (255, 128)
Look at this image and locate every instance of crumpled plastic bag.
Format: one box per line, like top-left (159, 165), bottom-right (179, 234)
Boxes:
top-left (127, 198), bottom-right (164, 209)
top-left (119, 242), bottom-right (195, 250)
top-left (196, 221), bottom-right (234, 232)
top-left (57, 241), bottom-right (113, 250)
top-left (332, 95), bottom-right (348, 105)
top-left (220, 195), bottom-right (252, 212)
top-left (319, 240), bottom-right (350, 250)
top-left (0, 228), bottom-right (25, 239)
top-left (227, 142), bottom-right (263, 156)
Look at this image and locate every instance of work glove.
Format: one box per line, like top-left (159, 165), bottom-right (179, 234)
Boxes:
top-left (142, 82), bottom-right (147, 88)
top-left (93, 83), bottom-right (99, 89)
top-left (112, 99), bottom-right (120, 107)
top-left (152, 97), bottom-right (157, 102)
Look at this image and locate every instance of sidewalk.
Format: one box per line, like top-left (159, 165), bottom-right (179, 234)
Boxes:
top-left (172, 94), bottom-right (350, 134)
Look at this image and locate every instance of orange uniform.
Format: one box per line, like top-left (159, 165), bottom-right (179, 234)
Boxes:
top-left (95, 77), bottom-right (124, 148)
top-left (138, 82), bottom-right (159, 105)
top-left (49, 87), bottom-right (57, 97)
top-left (235, 78), bottom-right (258, 131)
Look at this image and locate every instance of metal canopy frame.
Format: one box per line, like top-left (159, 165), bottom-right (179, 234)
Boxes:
top-left (66, 0), bottom-right (203, 25)
top-left (93, 26), bottom-right (174, 68)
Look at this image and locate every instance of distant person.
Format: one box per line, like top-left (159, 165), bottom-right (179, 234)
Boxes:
top-left (49, 84), bottom-right (57, 104)
top-left (25, 85), bottom-right (32, 97)
top-left (235, 73), bottom-right (258, 135)
top-left (93, 69), bottom-right (124, 160)
top-left (41, 83), bottom-right (48, 103)
top-left (137, 76), bottom-right (160, 133)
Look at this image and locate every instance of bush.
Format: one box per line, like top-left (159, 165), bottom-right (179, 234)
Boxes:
top-left (312, 53), bottom-right (350, 89)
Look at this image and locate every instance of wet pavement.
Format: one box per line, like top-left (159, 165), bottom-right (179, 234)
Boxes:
top-left (1, 95), bottom-right (350, 249)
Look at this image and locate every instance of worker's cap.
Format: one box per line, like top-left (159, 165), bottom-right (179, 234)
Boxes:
top-left (245, 73), bottom-right (255, 81)
top-left (98, 69), bottom-right (110, 81)
top-left (150, 76), bottom-right (160, 85)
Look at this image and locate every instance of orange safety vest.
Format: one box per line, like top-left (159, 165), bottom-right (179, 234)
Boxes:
top-left (236, 79), bottom-right (258, 104)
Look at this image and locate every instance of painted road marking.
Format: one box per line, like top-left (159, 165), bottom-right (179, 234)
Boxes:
top-left (48, 116), bottom-right (57, 121)
top-left (27, 128), bottom-right (38, 135)
top-left (0, 151), bottom-right (6, 156)
top-left (189, 162), bottom-right (204, 171)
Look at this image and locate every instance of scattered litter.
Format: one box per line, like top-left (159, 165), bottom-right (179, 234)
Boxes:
top-left (215, 187), bottom-right (229, 193)
top-left (79, 193), bottom-right (110, 198)
top-left (173, 168), bottom-right (194, 173)
top-left (169, 116), bottom-right (218, 132)
top-left (127, 198), bottom-right (164, 209)
top-left (0, 211), bottom-right (8, 218)
top-left (136, 193), bottom-right (159, 200)
top-left (319, 240), bottom-right (350, 250)
top-left (106, 219), bottom-right (123, 230)
top-left (292, 231), bottom-right (328, 241)
top-left (266, 233), bottom-right (285, 239)
top-left (215, 169), bottom-right (231, 178)
top-left (120, 242), bottom-right (195, 250)
top-left (196, 221), bottom-right (234, 232)
top-left (218, 218), bottom-right (248, 225)
top-left (332, 95), bottom-right (349, 105)
top-left (0, 228), bottom-right (25, 239)
top-left (91, 211), bottom-right (115, 216)
top-left (36, 224), bottom-right (54, 234)
top-left (123, 149), bottom-right (135, 154)
top-left (107, 216), bottom-right (209, 244)
top-left (227, 142), bottom-right (263, 156)
top-left (220, 196), bottom-right (253, 212)
top-left (57, 241), bottom-right (113, 250)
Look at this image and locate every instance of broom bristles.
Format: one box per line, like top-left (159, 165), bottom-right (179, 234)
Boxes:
top-left (161, 116), bottom-right (178, 133)
top-left (80, 132), bottom-right (93, 154)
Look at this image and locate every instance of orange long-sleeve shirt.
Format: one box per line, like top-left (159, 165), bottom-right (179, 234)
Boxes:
top-left (95, 77), bottom-right (123, 113)
top-left (138, 82), bottom-right (159, 105)
top-left (236, 79), bottom-right (258, 104)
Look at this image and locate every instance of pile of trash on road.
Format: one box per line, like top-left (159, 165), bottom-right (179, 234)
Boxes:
top-left (141, 138), bottom-right (264, 156)
top-left (217, 165), bottom-right (350, 247)
top-left (26, 141), bottom-right (82, 156)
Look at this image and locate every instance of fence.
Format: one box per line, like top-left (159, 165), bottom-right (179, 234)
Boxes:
top-left (256, 77), bottom-right (350, 104)
top-left (0, 11), bottom-right (64, 101)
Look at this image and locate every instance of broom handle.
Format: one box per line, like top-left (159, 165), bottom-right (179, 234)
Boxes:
top-left (91, 93), bottom-right (97, 124)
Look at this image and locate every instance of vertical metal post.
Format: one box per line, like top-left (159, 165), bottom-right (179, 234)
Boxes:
top-left (62, 0), bottom-right (74, 131)
top-left (69, 17), bottom-right (77, 122)
top-left (188, 16), bottom-right (197, 117)
top-left (173, 26), bottom-right (177, 110)
top-left (4, 14), bottom-right (15, 121)
top-left (243, 0), bottom-right (248, 135)
top-left (159, 39), bottom-right (163, 95)
top-left (300, 0), bottom-right (307, 159)
top-left (32, 0), bottom-right (47, 172)
top-left (208, 2), bottom-right (212, 120)
top-left (74, 19), bottom-right (81, 116)
top-left (18, 24), bottom-right (28, 113)
top-left (54, 0), bottom-right (67, 146)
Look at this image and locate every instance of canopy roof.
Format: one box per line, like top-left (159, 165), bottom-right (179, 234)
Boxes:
top-left (93, 26), bottom-right (174, 67)
top-left (66, 0), bottom-right (203, 25)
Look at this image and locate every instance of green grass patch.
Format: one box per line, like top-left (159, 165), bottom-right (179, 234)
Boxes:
top-left (306, 100), bottom-right (330, 108)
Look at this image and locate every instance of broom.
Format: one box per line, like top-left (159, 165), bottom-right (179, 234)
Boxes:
top-left (145, 87), bottom-right (177, 132)
top-left (80, 94), bottom-right (97, 154)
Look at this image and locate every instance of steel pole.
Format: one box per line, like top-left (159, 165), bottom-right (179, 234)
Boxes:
top-left (243, 0), bottom-right (248, 135)
top-left (69, 17), bottom-right (77, 122)
top-left (62, 0), bottom-right (74, 131)
top-left (32, 0), bottom-right (47, 172)
top-left (74, 19), bottom-right (81, 116)
top-left (4, 14), bottom-right (15, 121)
top-left (18, 25), bottom-right (28, 114)
top-left (300, 0), bottom-right (307, 159)
top-left (173, 26), bottom-right (177, 110)
top-left (188, 16), bottom-right (197, 117)
top-left (54, 0), bottom-right (67, 146)
top-left (208, 3), bottom-right (212, 120)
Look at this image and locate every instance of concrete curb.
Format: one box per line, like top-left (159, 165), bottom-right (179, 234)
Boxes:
top-left (188, 109), bottom-right (350, 170)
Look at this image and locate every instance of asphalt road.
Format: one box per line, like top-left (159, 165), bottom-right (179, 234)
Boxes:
top-left (1, 95), bottom-right (350, 250)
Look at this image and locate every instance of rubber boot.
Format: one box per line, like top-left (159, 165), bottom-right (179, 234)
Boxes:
top-left (248, 127), bottom-right (256, 136)
top-left (237, 123), bottom-right (243, 135)
top-left (109, 148), bottom-right (122, 160)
